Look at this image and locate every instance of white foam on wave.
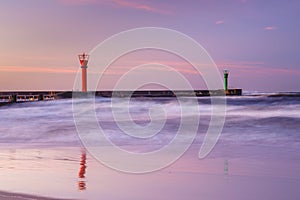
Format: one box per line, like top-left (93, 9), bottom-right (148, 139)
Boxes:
top-left (0, 95), bottom-right (299, 147)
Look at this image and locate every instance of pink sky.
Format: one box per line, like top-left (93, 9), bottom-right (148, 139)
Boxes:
top-left (0, 0), bottom-right (299, 92)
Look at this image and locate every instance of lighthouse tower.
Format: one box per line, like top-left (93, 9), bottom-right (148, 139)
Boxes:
top-left (223, 69), bottom-right (229, 91)
top-left (78, 53), bottom-right (89, 92)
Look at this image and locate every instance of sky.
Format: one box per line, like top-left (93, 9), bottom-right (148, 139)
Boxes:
top-left (0, 0), bottom-right (299, 92)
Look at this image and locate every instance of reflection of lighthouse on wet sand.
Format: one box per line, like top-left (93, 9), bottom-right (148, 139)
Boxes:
top-left (78, 149), bottom-right (87, 191)
top-left (78, 53), bottom-right (89, 92)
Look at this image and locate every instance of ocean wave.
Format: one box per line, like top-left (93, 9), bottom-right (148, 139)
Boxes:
top-left (0, 94), bottom-right (299, 147)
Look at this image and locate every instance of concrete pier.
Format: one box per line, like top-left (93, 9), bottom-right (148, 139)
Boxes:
top-left (95, 89), bottom-right (242, 97)
top-left (0, 89), bottom-right (242, 104)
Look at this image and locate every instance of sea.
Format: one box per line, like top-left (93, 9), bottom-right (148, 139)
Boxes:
top-left (1, 92), bottom-right (300, 148)
top-left (0, 92), bottom-right (300, 200)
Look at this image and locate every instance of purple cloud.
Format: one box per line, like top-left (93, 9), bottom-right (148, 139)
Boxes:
top-left (59, 0), bottom-right (170, 14)
top-left (215, 20), bottom-right (224, 25)
top-left (264, 26), bottom-right (277, 31)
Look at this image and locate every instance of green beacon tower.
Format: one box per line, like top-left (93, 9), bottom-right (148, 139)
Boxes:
top-left (224, 70), bottom-right (229, 91)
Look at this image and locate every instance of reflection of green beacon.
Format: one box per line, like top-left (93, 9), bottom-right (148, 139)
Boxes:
top-left (224, 70), bottom-right (229, 91)
top-left (224, 159), bottom-right (228, 175)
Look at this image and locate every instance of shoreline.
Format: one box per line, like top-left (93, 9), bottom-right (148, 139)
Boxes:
top-left (0, 190), bottom-right (75, 200)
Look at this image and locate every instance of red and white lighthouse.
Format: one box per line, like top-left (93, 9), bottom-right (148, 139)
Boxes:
top-left (78, 53), bottom-right (89, 92)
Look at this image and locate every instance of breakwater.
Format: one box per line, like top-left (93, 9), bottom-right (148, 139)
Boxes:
top-left (0, 89), bottom-right (242, 104)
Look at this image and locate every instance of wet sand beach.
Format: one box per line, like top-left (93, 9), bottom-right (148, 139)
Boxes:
top-left (0, 144), bottom-right (299, 200)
